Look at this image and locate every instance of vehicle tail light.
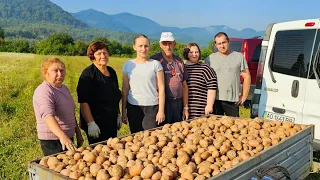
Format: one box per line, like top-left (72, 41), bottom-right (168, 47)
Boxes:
top-left (241, 41), bottom-right (248, 60)
top-left (305, 22), bottom-right (315, 27)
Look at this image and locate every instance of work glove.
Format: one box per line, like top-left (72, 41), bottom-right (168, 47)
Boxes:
top-left (87, 121), bottom-right (100, 138)
top-left (117, 114), bottom-right (122, 130)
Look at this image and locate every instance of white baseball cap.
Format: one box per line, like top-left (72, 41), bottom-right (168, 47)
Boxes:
top-left (159, 32), bottom-right (175, 42)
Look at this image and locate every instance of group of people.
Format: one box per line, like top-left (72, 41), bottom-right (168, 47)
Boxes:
top-left (33, 31), bottom-right (251, 156)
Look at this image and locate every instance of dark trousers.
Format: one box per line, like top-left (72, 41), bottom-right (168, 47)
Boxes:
top-left (127, 102), bottom-right (159, 133)
top-left (213, 100), bottom-right (239, 117)
top-left (40, 138), bottom-right (73, 156)
top-left (160, 98), bottom-right (182, 126)
top-left (83, 112), bottom-right (118, 145)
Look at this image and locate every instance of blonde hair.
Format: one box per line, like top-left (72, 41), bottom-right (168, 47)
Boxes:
top-left (41, 57), bottom-right (66, 79)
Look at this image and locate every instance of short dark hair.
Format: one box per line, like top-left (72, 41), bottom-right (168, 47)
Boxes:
top-left (133, 34), bottom-right (149, 45)
top-left (214, 32), bottom-right (229, 44)
top-left (183, 42), bottom-right (201, 60)
top-left (87, 42), bottom-right (109, 61)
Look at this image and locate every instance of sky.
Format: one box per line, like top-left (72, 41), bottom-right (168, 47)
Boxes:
top-left (50, 0), bottom-right (320, 31)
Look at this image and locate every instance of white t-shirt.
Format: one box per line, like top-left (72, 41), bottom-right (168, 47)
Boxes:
top-left (122, 59), bottom-right (163, 106)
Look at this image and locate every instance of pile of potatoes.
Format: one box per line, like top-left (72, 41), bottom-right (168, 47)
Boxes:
top-left (38, 116), bottom-right (307, 180)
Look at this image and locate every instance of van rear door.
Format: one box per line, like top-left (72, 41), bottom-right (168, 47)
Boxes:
top-left (259, 19), bottom-right (319, 124)
top-left (302, 23), bottom-right (320, 144)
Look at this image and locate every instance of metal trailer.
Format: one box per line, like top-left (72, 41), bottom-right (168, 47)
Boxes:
top-left (28, 118), bottom-right (314, 180)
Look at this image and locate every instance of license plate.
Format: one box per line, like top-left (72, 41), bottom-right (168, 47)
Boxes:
top-left (263, 111), bottom-right (295, 123)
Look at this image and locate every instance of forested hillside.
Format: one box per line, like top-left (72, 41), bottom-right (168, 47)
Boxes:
top-left (0, 0), bottom-right (135, 43)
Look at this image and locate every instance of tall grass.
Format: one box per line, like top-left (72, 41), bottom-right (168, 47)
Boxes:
top-left (0, 52), bottom-right (249, 179)
top-left (0, 53), bottom-right (130, 179)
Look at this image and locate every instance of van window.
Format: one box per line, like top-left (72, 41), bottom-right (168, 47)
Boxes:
top-left (252, 44), bottom-right (261, 62)
top-left (270, 30), bottom-right (316, 78)
top-left (308, 32), bottom-right (320, 79)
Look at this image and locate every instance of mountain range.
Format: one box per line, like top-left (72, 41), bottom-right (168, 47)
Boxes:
top-left (71, 9), bottom-right (265, 46)
top-left (0, 0), bottom-right (264, 47)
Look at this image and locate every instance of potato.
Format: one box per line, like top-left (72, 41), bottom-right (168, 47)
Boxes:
top-left (248, 140), bottom-right (260, 147)
top-left (271, 138), bottom-right (280, 145)
top-left (39, 157), bottom-right (49, 167)
top-left (195, 175), bottom-right (206, 180)
top-left (232, 139), bottom-right (242, 151)
top-left (159, 157), bottom-right (170, 166)
top-left (176, 155), bottom-right (190, 167)
top-left (167, 163), bottom-right (178, 172)
top-left (219, 144), bottom-right (230, 155)
top-left (198, 139), bottom-right (208, 148)
top-left (83, 152), bottom-right (97, 163)
top-left (69, 171), bottom-right (80, 179)
top-left (53, 163), bottom-right (65, 172)
top-left (47, 157), bottom-right (59, 169)
top-left (96, 169), bottom-right (110, 180)
top-left (226, 150), bottom-right (236, 160)
top-left (220, 155), bottom-right (228, 162)
top-left (60, 169), bottom-right (71, 176)
top-left (211, 170), bottom-right (220, 176)
top-left (161, 167), bottom-right (174, 179)
top-left (57, 154), bottom-right (68, 160)
top-left (212, 150), bottom-right (220, 158)
top-left (141, 165), bottom-right (155, 179)
top-left (282, 122), bottom-right (294, 129)
top-left (256, 144), bottom-right (264, 152)
top-left (132, 176), bottom-right (142, 180)
top-left (109, 165), bottom-right (124, 178)
top-left (151, 171), bottom-right (162, 180)
top-left (90, 163), bottom-right (101, 177)
top-left (66, 150), bottom-right (75, 156)
top-left (95, 156), bottom-right (106, 165)
top-left (239, 151), bottom-right (251, 161)
top-left (129, 163), bottom-right (144, 176)
top-left (181, 172), bottom-right (194, 180)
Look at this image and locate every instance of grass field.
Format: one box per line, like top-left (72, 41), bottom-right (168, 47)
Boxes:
top-left (0, 52), bottom-right (263, 179)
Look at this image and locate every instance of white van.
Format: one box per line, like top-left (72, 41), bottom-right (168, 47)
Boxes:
top-left (250, 18), bottom-right (320, 150)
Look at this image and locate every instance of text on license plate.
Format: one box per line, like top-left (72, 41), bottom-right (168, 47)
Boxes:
top-left (263, 111), bottom-right (295, 123)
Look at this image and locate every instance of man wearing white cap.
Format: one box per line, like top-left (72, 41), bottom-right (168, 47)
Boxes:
top-left (150, 32), bottom-right (189, 124)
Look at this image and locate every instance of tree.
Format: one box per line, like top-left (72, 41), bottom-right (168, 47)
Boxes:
top-left (11, 39), bottom-right (30, 53)
top-left (208, 40), bottom-right (215, 52)
top-left (74, 40), bottom-right (89, 56)
top-left (201, 48), bottom-right (212, 60)
top-left (0, 26), bottom-right (4, 39)
top-left (35, 33), bottom-right (74, 55)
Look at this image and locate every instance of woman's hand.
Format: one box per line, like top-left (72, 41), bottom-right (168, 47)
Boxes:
top-left (183, 109), bottom-right (189, 120)
top-left (156, 111), bottom-right (165, 125)
top-left (205, 105), bottom-right (213, 116)
top-left (117, 114), bottom-right (122, 130)
top-left (122, 112), bottom-right (128, 124)
top-left (60, 134), bottom-right (76, 152)
top-left (87, 121), bottom-right (100, 138)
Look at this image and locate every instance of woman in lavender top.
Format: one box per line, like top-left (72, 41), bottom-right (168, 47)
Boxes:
top-left (33, 57), bottom-right (83, 156)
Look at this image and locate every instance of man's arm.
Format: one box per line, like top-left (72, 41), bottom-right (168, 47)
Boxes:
top-left (237, 69), bottom-right (251, 105)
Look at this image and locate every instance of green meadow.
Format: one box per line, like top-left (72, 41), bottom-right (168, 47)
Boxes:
top-left (0, 52), bottom-right (250, 179)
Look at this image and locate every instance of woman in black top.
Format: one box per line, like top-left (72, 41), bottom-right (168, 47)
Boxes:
top-left (77, 42), bottom-right (121, 144)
